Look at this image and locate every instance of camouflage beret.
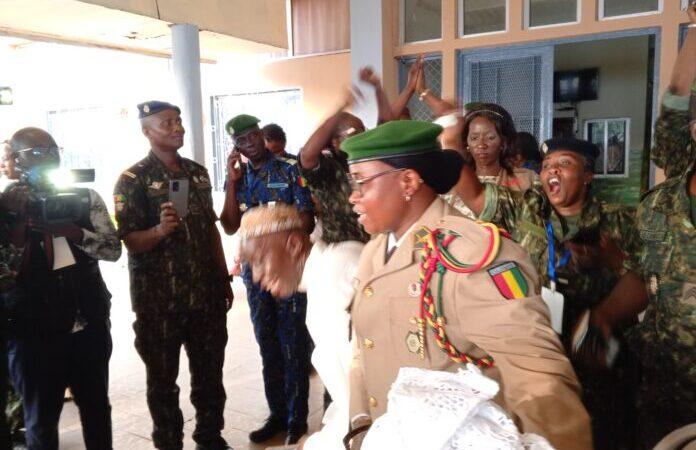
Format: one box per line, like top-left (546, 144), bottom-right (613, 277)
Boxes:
top-left (226, 114), bottom-right (261, 137)
top-left (238, 204), bottom-right (303, 240)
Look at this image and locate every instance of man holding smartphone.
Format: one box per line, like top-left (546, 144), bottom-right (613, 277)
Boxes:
top-left (113, 101), bottom-right (233, 450)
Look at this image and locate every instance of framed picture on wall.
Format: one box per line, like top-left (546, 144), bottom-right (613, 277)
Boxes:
top-left (584, 118), bottom-right (630, 178)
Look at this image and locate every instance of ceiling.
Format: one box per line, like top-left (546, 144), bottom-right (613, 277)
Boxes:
top-left (0, 0), bottom-right (288, 62)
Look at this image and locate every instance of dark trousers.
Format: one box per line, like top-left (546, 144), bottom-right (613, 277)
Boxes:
top-left (134, 309), bottom-right (227, 450)
top-left (7, 321), bottom-right (112, 450)
top-left (243, 269), bottom-right (310, 431)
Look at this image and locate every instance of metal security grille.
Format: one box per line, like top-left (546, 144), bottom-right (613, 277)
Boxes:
top-left (460, 44), bottom-right (554, 143)
top-left (397, 54), bottom-right (443, 121)
top-left (210, 89), bottom-right (303, 191)
top-left (469, 56), bottom-right (542, 139)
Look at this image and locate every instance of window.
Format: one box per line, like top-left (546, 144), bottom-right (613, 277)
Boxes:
top-left (402, 0), bottom-right (442, 43)
top-left (600, 0), bottom-right (661, 18)
top-left (584, 118), bottom-right (630, 178)
top-left (291, 0), bottom-right (350, 56)
top-left (526, 0), bottom-right (578, 28)
top-left (210, 89), bottom-right (303, 190)
top-left (460, 0), bottom-right (506, 36)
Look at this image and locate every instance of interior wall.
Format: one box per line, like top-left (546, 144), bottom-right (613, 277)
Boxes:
top-left (202, 51), bottom-right (352, 157)
top-left (554, 36), bottom-right (649, 153)
top-left (555, 35), bottom-right (650, 205)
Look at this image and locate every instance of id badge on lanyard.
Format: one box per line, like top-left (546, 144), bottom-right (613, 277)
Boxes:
top-left (541, 221), bottom-right (570, 334)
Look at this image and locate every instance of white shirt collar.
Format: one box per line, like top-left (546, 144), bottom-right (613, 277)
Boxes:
top-left (387, 222), bottom-right (418, 254)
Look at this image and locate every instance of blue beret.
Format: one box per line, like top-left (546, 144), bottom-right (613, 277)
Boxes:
top-left (138, 101), bottom-right (181, 119)
top-left (541, 138), bottom-right (599, 161)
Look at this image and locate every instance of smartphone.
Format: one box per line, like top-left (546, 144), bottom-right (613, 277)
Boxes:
top-left (168, 179), bottom-right (189, 218)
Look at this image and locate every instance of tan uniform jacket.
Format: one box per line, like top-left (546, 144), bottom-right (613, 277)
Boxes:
top-left (349, 198), bottom-right (592, 450)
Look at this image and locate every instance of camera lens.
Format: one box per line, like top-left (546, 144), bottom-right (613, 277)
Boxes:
top-left (173, 181), bottom-right (179, 192)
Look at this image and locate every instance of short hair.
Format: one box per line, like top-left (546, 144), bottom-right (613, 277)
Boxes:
top-left (514, 132), bottom-right (542, 163)
top-left (262, 123), bottom-right (286, 143)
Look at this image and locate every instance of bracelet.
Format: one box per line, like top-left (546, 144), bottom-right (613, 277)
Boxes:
top-left (419, 89), bottom-right (431, 101)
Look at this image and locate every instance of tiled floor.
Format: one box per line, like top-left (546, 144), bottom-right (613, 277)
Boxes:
top-left (56, 253), bottom-right (325, 449)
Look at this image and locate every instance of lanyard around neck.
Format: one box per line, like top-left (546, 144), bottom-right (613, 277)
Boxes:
top-left (546, 221), bottom-right (571, 290)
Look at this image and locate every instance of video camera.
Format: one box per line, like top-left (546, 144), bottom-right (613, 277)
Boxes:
top-left (12, 146), bottom-right (94, 225)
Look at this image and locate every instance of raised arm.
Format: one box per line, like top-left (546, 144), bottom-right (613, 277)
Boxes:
top-left (299, 93), bottom-right (353, 170)
top-left (670, 5), bottom-right (696, 96)
top-left (452, 164), bottom-right (486, 216)
top-left (390, 56), bottom-right (421, 119)
top-left (220, 150), bottom-right (243, 235)
top-left (358, 67), bottom-right (394, 125)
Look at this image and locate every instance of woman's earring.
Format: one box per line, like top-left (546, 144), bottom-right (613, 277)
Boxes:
top-left (405, 195), bottom-right (412, 202)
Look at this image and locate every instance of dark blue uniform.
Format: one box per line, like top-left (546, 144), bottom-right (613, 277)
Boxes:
top-left (234, 154), bottom-right (313, 433)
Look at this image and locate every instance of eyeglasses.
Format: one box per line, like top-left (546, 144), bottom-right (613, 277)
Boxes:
top-left (347, 168), bottom-right (406, 194)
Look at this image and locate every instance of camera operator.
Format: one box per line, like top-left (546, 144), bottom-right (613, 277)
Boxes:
top-left (1, 127), bottom-right (122, 450)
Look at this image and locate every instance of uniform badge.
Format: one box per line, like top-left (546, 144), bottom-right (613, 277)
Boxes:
top-left (143, 104), bottom-right (150, 113)
top-left (150, 181), bottom-right (163, 190)
top-left (297, 176), bottom-right (308, 187)
top-left (267, 182), bottom-right (289, 189)
top-left (114, 194), bottom-right (126, 212)
top-left (405, 332), bottom-right (420, 354)
top-left (649, 274), bottom-right (659, 296)
top-left (408, 282), bottom-right (421, 298)
top-left (487, 261), bottom-right (529, 300)
top-left (122, 170), bottom-right (136, 179)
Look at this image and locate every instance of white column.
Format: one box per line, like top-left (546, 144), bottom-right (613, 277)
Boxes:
top-left (350, 0), bottom-right (384, 128)
top-left (171, 23), bottom-right (205, 164)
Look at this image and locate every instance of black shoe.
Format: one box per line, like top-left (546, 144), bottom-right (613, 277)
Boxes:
top-left (284, 425), bottom-right (308, 446)
top-left (249, 416), bottom-right (287, 443)
top-left (195, 436), bottom-right (233, 450)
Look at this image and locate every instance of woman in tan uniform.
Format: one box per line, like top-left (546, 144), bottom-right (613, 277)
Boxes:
top-left (342, 120), bottom-right (591, 450)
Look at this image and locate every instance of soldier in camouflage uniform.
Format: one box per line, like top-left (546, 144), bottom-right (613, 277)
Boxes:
top-left (651, 5), bottom-right (696, 179)
top-left (451, 137), bottom-right (648, 450)
top-left (0, 197), bottom-right (20, 450)
top-left (113, 102), bottom-right (233, 450)
top-left (298, 94), bottom-right (369, 244)
top-left (220, 114), bottom-right (314, 446)
top-left (633, 167), bottom-right (696, 448)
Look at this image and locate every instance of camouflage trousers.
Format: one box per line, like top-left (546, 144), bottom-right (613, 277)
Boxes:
top-left (243, 266), bottom-right (311, 431)
top-left (134, 308), bottom-right (227, 450)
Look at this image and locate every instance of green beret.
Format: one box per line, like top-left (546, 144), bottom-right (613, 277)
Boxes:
top-left (341, 120), bottom-right (443, 163)
top-left (226, 114), bottom-right (260, 137)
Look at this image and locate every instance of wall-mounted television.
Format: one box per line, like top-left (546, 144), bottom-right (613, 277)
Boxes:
top-left (553, 68), bottom-right (599, 103)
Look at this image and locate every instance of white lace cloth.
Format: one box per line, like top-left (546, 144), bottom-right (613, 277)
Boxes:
top-left (362, 365), bottom-right (555, 450)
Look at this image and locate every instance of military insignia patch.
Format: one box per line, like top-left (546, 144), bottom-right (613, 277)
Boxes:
top-left (405, 331), bottom-right (420, 354)
top-left (114, 194), bottom-right (126, 212)
top-left (149, 181), bottom-right (163, 190)
top-left (297, 176), bottom-right (308, 187)
top-left (143, 104), bottom-right (150, 113)
top-left (122, 170), bottom-right (136, 179)
top-left (487, 262), bottom-right (529, 300)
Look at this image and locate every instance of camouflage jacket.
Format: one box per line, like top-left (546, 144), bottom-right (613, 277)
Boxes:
top-left (113, 151), bottom-right (225, 316)
top-left (299, 151), bottom-right (369, 244)
top-left (634, 171), bottom-right (695, 392)
top-left (652, 92), bottom-right (696, 179)
top-left (0, 202), bottom-right (22, 293)
top-left (479, 184), bottom-right (642, 336)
